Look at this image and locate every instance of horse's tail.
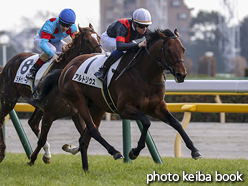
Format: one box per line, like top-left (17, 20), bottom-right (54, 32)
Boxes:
top-left (27, 69), bottom-right (63, 109)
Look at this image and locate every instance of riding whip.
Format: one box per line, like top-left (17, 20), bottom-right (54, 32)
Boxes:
top-left (115, 47), bottom-right (142, 81)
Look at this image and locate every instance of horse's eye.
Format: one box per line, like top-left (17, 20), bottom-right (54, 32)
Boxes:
top-left (86, 39), bottom-right (90, 43)
top-left (166, 49), bottom-right (171, 54)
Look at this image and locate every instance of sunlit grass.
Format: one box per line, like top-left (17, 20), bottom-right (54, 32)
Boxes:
top-left (0, 153), bottom-right (247, 185)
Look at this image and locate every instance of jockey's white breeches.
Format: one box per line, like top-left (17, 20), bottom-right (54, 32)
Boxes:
top-left (100, 32), bottom-right (117, 52)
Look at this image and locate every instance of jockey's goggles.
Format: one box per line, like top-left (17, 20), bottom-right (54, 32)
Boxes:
top-left (60, 21), bottom-right (72, 28)
top-left (136, 23), bottom-right (149, 29)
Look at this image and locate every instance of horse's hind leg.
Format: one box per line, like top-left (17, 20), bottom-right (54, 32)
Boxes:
top-left (74, 101), bottom-right (122, 170)
top-left (62, 113), bottom-right (86, 155)
top-left (119, 106), bottom-right (151, 160)
top-left (28, 108), bottom-right (43, 136)
top-left (78, 106), bottom-right (118, 171)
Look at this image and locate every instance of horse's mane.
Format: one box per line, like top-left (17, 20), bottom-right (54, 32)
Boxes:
top-left (60, 31), bottom-right (81, 59)
top-left (147, 29), bottom-right (175, 46)
top-left (59, 26), bottom-right (93, 61)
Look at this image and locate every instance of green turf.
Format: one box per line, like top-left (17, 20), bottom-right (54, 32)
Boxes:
top-left (0, 153), bottom-right (247, 186)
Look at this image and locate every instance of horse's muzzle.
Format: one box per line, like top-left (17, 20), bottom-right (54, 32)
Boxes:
top-left (175, 72), bottom-right (187, 83)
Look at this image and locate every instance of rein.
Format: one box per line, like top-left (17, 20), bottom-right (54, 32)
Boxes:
top-left (145, 35), bottom-right (184, 75)
top-left (115, 35), bottom-right (184, 86)
top-left (74, 29), bottom-right (102, 55)
top-left (134, 35), bottom-right (184, 85)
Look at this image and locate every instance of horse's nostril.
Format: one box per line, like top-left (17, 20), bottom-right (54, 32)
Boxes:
top-left (176, 73), bottom-right (186, 79)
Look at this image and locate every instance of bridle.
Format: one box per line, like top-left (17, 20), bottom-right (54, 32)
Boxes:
top-left (74, 29), bottom-right (102, 55)
top-left (116, 34), bottom-right (184, 85)
top-left (144, 35), bottom-right (184, 76)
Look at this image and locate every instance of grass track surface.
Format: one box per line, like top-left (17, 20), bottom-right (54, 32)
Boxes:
top-left (0, 153), bottom-right (247, 186)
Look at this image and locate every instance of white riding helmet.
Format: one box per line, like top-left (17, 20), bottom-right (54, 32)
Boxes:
top-left (132, 8), bottom-right (152, 25)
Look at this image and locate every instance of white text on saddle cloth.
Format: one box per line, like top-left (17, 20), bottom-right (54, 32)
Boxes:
top-left (72, 54), bottom-right (120, 88)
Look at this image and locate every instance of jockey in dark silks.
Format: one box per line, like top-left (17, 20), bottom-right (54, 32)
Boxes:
top-left (94, 8), bottom-right (152, 82)
top-left (26, 8), bottom-right (77, 80)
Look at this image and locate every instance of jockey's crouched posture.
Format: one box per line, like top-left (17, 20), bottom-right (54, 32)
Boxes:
top-left (26, 8), bottom-right (77, 79)
top-left (94, 8), bottom-right (152, 82)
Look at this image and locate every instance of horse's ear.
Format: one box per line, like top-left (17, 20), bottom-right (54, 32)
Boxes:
top-left (174, 29), bottom-right (180, 38)
top-left (89, 23), bottom-right (95, 31)
top-left (78, 24), bottom-right (82, 31)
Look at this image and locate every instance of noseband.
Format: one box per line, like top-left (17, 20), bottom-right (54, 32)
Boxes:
top-left (75, 29), bottom-right (102, 55)
top-left (145, 35), bottom-right (184, 75)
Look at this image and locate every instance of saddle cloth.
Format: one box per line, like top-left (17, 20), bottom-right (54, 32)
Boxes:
top-left (14, 54), bottom-right (54, 87)
top-left (72, 54), bottom-right (121, 88)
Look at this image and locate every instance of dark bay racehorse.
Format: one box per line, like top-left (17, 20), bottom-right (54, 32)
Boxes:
top-left (57, 29), bottom-right (202, 170)
top-left (0, 24), bottom-right (103, 163)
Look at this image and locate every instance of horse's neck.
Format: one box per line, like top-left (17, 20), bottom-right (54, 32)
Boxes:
top-left (137, 48), bottom-right (164, 82)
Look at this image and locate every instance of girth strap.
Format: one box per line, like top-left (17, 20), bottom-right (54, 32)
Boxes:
top-left (101, 83), bottom-right (118, 114)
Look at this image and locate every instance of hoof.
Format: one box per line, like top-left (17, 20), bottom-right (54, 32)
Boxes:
top-left (42, 155), bottom-right (51, 164)
top-left (62, 144), bottom-right (79, 155)
top-left (192, 150), bottom-right (202, 160)
top-left (129, 149), bottom-right (138, 160)
top-left (62, 144), bottom-right (70, 151)
top-left (27, 161), bottom-right (34, 166)
top-left (113, 152), bottom-right (123, 160)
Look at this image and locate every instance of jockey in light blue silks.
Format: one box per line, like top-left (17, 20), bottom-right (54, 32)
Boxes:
top-left (26, 8), bottom-right (77, 79)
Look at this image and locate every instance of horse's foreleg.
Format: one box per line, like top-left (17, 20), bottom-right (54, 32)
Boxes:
top-left (129, 114), bottom-right (151, 160)
top-left (28, 109), bottom-right (51, 162)
top-left (28, 115), bottom-right (53, 165)
top-left (37, 132), bottom-right (51, 163)
top-left (157, 108), bottom-right (202, 159)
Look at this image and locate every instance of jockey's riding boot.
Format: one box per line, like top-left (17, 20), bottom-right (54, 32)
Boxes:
top-left (26, 53), bottom-right (49, 80)
top-left (94, 55), bottom-right (117, 82)
top-left (26, 62), bottom-right (42, 80)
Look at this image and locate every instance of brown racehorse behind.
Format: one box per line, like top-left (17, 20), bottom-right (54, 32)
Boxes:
top-left (0, 24), bottom-right (103, 163)
top-left (57, 29), bottom-right (202, 171)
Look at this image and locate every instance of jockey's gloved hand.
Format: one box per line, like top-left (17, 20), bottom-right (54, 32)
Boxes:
top-left (132, 36), bottom-right (146, 44)
top-left (52, 54), bottom-right (60, 62)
